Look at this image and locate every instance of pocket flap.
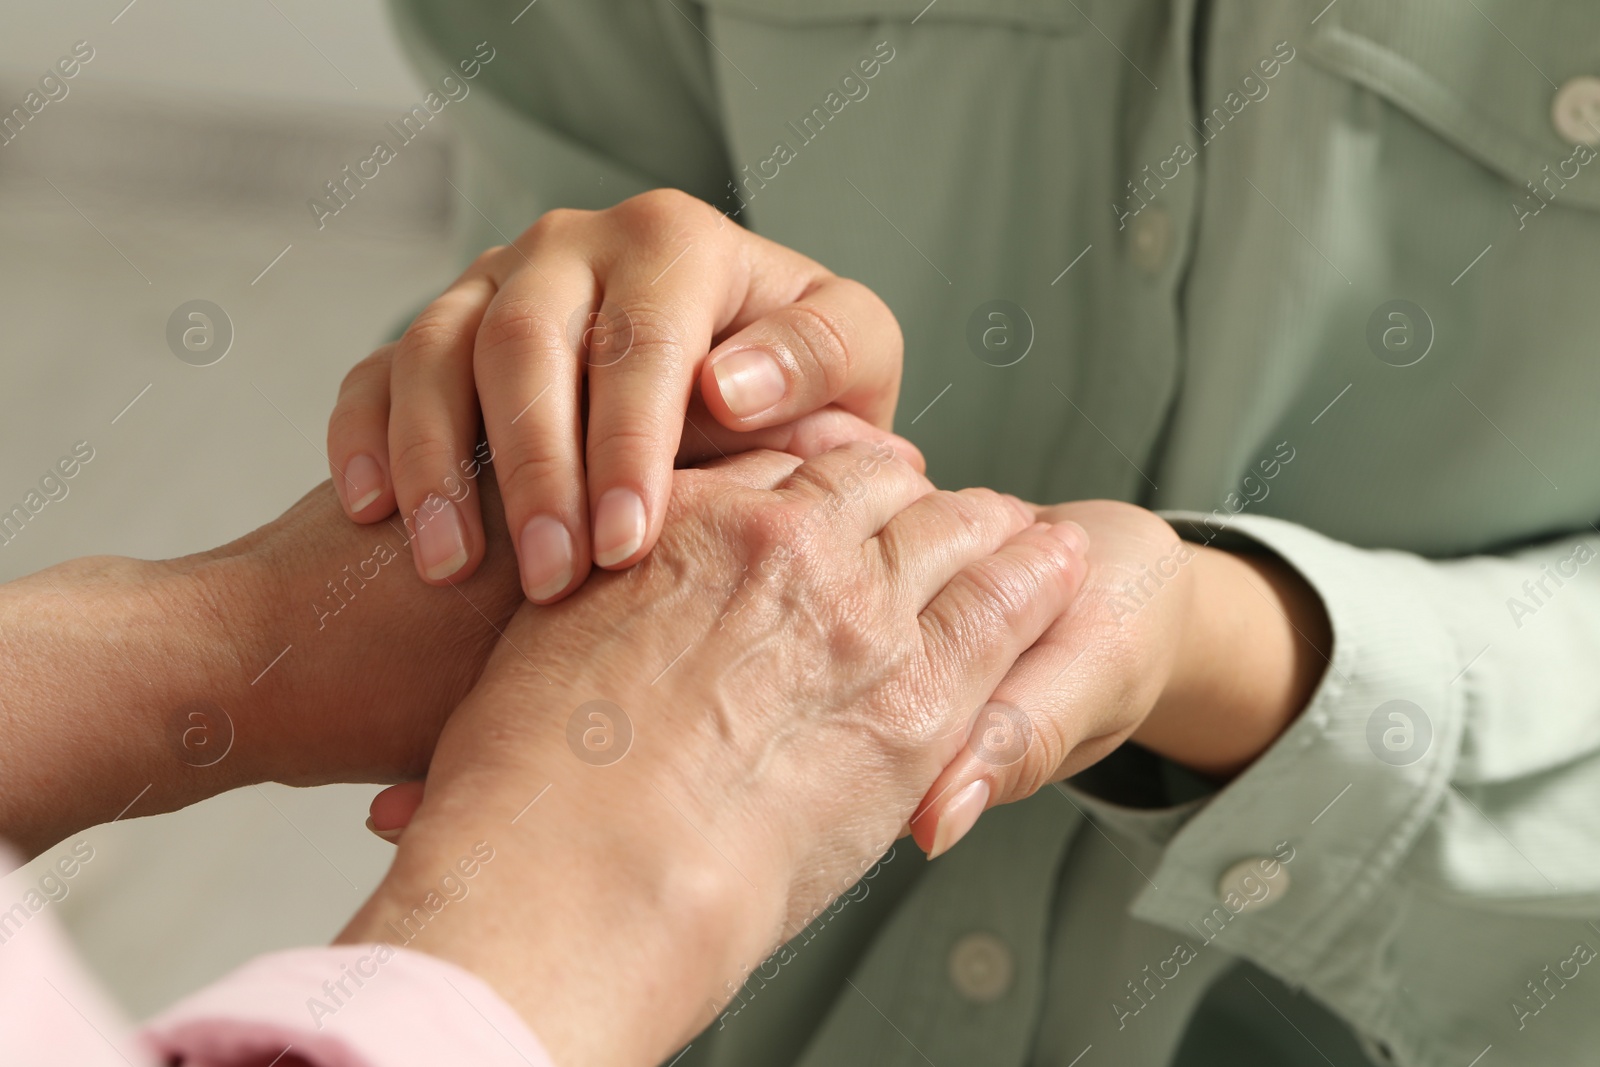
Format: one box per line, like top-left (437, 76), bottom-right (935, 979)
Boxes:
top-left (1304, 0), bottom-right (1600, 210)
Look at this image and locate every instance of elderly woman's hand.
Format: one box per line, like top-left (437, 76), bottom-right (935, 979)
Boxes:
top-left (338, 443), bottom-right (1089, 1067)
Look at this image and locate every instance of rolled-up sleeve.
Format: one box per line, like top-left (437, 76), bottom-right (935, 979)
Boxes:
top-left (1064, 511), bottom-right (1600, 1066)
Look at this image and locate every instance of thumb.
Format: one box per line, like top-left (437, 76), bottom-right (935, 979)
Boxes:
top-left (700, 276), bottom-right (902, 431)
top-left (366, 780), bottom-right (426, 844)
top-left (910, 687), bottom-right (1094, 860)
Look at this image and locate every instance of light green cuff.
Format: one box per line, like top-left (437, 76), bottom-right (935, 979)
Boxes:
top-left (1066, 511), bottom-right (1463, 990)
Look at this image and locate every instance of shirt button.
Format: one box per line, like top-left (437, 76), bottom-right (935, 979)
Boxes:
top-left (1128, 207), bottom-right (1172, 273)
top-left (1216, 857), bottom-right (1291, 913)
top-left (1552, 76), bottom-right (1600, 146)
top-left (947, 931), bottom-right (1014, 1003)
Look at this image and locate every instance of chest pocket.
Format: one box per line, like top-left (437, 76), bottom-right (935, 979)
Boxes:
top-left (1304, 0), bottom-right (1600, 215)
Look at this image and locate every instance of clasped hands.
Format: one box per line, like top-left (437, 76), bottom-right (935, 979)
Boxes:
top-left (0, 190), bottom-right (1327, 1067)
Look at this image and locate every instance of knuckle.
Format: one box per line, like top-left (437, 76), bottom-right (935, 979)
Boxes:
top-left (782, 300), bottom-right (854, 397)
top-left (496, 444), bottom-right (569, 503)
top-left (586, 419), bottom-right (668, 471)
top-left (326, 400), bottom-right (365, 444)
top-left (842, 274), bottom-right (902, 347)
top-left (388, 426), bottom-right (457, 483)
top-left (588, 302), bottom-right (688, 377)
top-left (963, 557), bottom-right (1036, 620)
top-left (336, 350), bottom-right (388, 397)
top-left (920, 489), bottom-right (991, 541)
top-left (474, 298), bottom-right (567, 361)
top-left (397, 308), bottom-right (464, 361)
top-left (468, 244), bottom-right (507, 272)
top-left (737, 496), bottom-right (811, 560)
top-left (612, 188), bottom-right (716, 238)
top-left (523, 207), bottom-right (585, 246)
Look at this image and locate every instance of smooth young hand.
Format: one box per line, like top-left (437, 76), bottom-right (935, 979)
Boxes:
top-left (326, 189), bottom-right (903, 602)
top-left (910, 499), bottom-right (1333, 857)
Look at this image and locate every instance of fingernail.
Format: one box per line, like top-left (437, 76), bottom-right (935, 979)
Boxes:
top-left (415, 495), bottom-right (469, 580)
top-left (364, 815), bottom-right (403, 844)
top-left (520, 514), bottom-right (574, 601)
top-left (344, 453), bottom-right (384, 513)
top-left (927, 779), bottom-right (990, 860)
top-left (593, 487), bottom-right (647, 567)
top-left (1047, 520), bottom-right (1090, 556)
top-left (713, 347), bottom-right (787, 418)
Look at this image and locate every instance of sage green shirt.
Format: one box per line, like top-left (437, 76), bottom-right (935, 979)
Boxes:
top-left (391, 1), bottom-right (1600, 1064)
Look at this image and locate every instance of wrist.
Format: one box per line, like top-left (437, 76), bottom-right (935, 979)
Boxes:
top-left (339, 766), bottom-right (758, 1067)
top-left (186, 481), bottom-right (521, 788)
top-left (1135, 544), bottom-right (1330, 779)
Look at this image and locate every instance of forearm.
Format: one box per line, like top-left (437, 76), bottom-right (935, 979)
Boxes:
top-left (0, 477), bottom-right (524, 855)
top-left (337, 674), bottom-right (756, 1067)
top-left (1134, 545), bottom-right (1332, 778)
top-left (0, 554), bottom-right (259, 855)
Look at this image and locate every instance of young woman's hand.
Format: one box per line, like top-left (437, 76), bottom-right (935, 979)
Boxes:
top-left (909, 500), bottom-right (1333, 857)
top-left (325, 189), bottom-right (903, 603)
top-left (340, 443), bottom-right (1090, 1067)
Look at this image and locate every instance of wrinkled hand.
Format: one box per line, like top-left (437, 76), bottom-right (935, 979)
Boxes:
top-left (326, 189), bottom-right (903, 603)
top-left (911, 499), bottom-right (1331, 855)
top-left (339, 443), bottom-right (1089, 1067)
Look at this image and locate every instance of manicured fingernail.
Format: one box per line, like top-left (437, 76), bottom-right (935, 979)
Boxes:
top-left (344, 453), bottom-right (384, 513)
top-left (1047, 520), bottom-right (1090, 556)
top-left (364, 815), bottom-right (403, 844)
top-left (713, 347), bottom-right (787, 418)
top-left (520, 514), bottom-right (574, 601)
top-left (593, 488), bottom-right (646, 568)
top-left (415, 495), bottom-right (469, 580)
top-left (928, 779), bottom-right (989, 860)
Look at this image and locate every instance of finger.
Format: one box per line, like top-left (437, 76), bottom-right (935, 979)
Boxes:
top-left (677, 404), bottom-right (927, 473)
top-left (776, 440), bottom-right (931, 543)
top-left (367, 780), bottom-right (425, 843)
top-left (702, 275), bottom-right (901, 430)
top-left (912, 522), bottom-right (1091, 858)
top-left (579, 243), bottom-right (732, 573)
top-left (389, 273), bottom-right (498, 584)
top-left (328, 344), bottom-right (398, 521)
top-left (874, 487), bottom-right (1038, 610)
top-left (473, 239), bottom-right (598, 603)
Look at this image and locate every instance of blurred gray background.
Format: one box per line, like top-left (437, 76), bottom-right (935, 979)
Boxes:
top-left (1, 0), bottom-right (466, 1017)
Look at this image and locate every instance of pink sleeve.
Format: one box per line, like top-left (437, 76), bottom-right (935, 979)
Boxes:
top-left (3, 839), bottom-right (553, 1067)
top-left (142, 945), bottom-right (555, 1067)
top-left (0, 859), bottom-right (147, 1067)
